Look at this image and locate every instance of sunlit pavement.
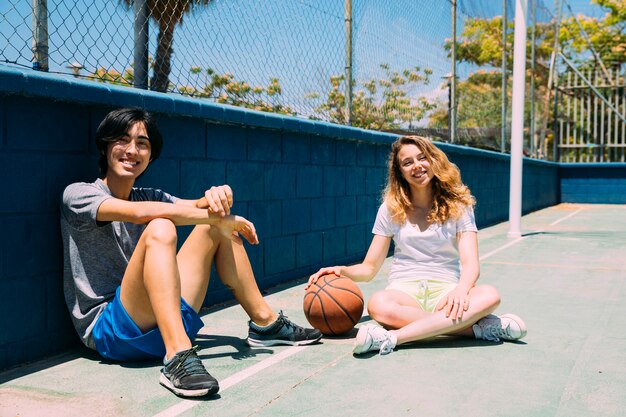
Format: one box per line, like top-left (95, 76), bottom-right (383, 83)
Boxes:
top-left (2, 203), bottom-right (625, 417)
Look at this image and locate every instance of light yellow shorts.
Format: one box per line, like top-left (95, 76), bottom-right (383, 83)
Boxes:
top-left (385, 279), bottom-right (458, 313)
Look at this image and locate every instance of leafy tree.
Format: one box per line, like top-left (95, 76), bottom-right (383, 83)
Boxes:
top-left (311, 64), bottom-right (436, 130)
top-left (121, 0), bottom-right (212, 93)
top-left (179, 66), bottom-right (295, 115)
top-left (430, 70), bottom-right (506, 130)
top-left (561, 0), bottom-right (626, 67)
top-left (439, 2), bottom-right (625, 155)
top-left (92, 66), bottom-right (135, 85)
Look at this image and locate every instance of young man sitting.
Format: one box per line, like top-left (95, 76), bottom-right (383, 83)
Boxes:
top-left (61, 108), bottom-right (321, 398)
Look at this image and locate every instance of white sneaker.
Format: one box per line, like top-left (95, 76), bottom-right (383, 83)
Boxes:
top-left (353, 324), bottom-right (397, 355)
top-left (473, 314), bottom-right (527, 342)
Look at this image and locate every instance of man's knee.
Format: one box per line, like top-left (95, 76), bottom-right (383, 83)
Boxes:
top-left (144, 218), bottom-right (177, 247)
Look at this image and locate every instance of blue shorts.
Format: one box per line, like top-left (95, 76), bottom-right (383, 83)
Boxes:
top-left (92, 287), bottom-right (204, 362)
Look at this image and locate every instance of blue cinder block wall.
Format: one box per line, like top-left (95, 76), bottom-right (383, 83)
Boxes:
top-left (560, 163), bottom-right (626, 203)
top-left (0, 66), bottom-right (563, 370)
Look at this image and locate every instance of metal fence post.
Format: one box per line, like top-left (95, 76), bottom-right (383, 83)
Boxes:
top-left (345, 0), bottom-right (353, 126)
top-left (501, 0), bottom-right (507, 152)
top-left (32, 0), bottom-right (48, 72)
top-left (450, 0), bottom-right (457, 144)
top-left (134, 0), bottom-right (149, 90)
top-left (530, 0), bottom-right (536, 157)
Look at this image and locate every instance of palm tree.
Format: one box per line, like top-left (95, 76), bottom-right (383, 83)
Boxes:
top-left (123, 0), bottom-right (212, 92)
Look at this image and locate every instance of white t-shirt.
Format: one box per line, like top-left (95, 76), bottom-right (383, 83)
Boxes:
top-left (372, 202), bottom-right (478, 284)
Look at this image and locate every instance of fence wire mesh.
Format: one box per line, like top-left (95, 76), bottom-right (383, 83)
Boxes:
top-left (1, 0), bottom-right (623, 161)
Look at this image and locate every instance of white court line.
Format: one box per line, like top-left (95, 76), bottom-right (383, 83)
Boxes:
top-left (480, 206), bottom-right (584, 262)
top-left (549, 207), bottom-right (584, 226)
top-left (479, 236), bottom-right (527, 261)
top-left (152, 345), bottom-right (307, 417)
top-left (153, 206), bottom-right (585, 417)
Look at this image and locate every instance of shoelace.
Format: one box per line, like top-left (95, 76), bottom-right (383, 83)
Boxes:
top-left (379, 338), bottom-right (394, 355)
top-left (484, 323), bottom-right (511, 342)
top-left (173, 346), bottom-right (208, 376)
top-left (275, 312), bottom-right (305, 337)
top-left (369, 329), bottom-right (390, 349)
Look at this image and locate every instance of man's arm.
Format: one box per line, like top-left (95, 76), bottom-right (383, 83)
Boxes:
top-left (174, 185), bottom-right (233, 216)
top-left (97, 197), bottom-right (258, 244)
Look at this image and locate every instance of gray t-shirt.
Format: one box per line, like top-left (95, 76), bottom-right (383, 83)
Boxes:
top-left (60, 179), bottom-right (177, 349)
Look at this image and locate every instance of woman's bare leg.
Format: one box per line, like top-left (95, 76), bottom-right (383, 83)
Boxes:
top-left (367, 285), bottom-right (501, 344)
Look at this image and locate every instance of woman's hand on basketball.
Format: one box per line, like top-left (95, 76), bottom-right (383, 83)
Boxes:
top-left (203, 185), bottom-right (233, 217)
top-left (437, 286), bottom-right (470, 320)
top-left (306, 267), bottom-right (342, 290)
top-left (215, 215), bottom-right (259, 245)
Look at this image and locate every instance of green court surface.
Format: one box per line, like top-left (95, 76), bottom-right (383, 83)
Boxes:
top-left (2, 203), bottom-right (625, 417)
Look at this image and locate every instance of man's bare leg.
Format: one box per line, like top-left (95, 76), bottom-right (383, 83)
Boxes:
top-left (119, 218), bottom-right (191, 359)
top-left (176, 224), bottom-right (276, 326)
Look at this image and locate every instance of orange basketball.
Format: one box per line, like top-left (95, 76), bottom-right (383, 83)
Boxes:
top-left (303, 274), bottom-right (364, 336)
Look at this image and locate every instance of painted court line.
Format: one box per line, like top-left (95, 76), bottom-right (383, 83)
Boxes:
top-left (480, 236), bottom-right (527, 261)
top-left (480, 206), bottom-right (584, 262)
top-left (549, 207), bottom-right (584, 226)
top-left (152, 345), bottom-right (307, 417)
top-left (482, 261), bottom-right (626, 271)
top-left (153, 206), bottom-right (585, 417)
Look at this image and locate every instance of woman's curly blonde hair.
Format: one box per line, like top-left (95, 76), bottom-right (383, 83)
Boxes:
top-left (383, 135), bottom-right (475, 225)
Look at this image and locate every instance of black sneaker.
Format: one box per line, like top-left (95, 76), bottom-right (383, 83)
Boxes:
top-left (159, 346), bottom-right (219, 397)
top-left (247, 311), bottom-right (322, 347)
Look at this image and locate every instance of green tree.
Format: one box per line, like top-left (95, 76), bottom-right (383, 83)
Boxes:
top-left (430, 70), bottom-right (505, 130)
top-left (92, 66), bottom-right (135, 85)
top-left (440, 2), bottom-right (625, 154)
top-left (561, 0), bottom-right (626, 67)
top-left (180, 66), bottom-right (295, 115)
top-left (122, 0), bottom-right (212, 93)
top-left (311, 64), bottom-right (435, 130)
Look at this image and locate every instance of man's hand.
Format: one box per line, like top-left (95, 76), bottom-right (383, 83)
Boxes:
top-left (203, 185), bottom-right (233, 217)
top-left (216, 215), bottom-right (259, 245)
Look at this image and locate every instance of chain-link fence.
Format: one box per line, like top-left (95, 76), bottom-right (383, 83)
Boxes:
top-left (2, 0), bottom-right (623, 160)
top-left (1, 0), bottom-right (452, 127)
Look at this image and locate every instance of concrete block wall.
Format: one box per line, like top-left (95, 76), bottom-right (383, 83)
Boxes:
top-left (0, 66), bottom-right (562, 370)
top-left (560, 163), bottom-right (626, 204)
top-left (439, 144), bottom-right (560, 227)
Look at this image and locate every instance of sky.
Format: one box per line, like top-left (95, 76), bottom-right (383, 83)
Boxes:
top-left (0, 0), bottom-right (614, 120)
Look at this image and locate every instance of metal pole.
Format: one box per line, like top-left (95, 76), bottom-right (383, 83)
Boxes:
top-left (451, 0), bottom-right (457, 144)
top-left (552, 65), bottom-right (560, 161)
top-left (593, 70), bottom-right (599, 162)
top-left (538, 0), bottom-right (562, 160)
top-left (530, 0), bottom-right (536, 157)
top-left (501, 0), bottom-right (508, 152)
top-left (345, 0), bottom-right (353, 126)
top-left (32, 0), bottom-right (48, 72)
top-left (508, 0), bottom-right (528, 239)
top-left (134, 0), bottom-right (150, 89)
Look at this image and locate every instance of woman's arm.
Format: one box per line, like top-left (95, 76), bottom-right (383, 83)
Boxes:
top-left (436, 231), bottom-right (480, 319)
top-left (307, 234), bottom-right (392, 288)
top-left (456, 230), bottom-right (480, 290)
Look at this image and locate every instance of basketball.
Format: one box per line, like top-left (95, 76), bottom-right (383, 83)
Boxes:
top-left (303, 274), bottom-right (364, 336)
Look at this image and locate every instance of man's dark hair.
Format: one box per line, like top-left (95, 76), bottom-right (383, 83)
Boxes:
top-left (95, 108), bottom-right (163, 178)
